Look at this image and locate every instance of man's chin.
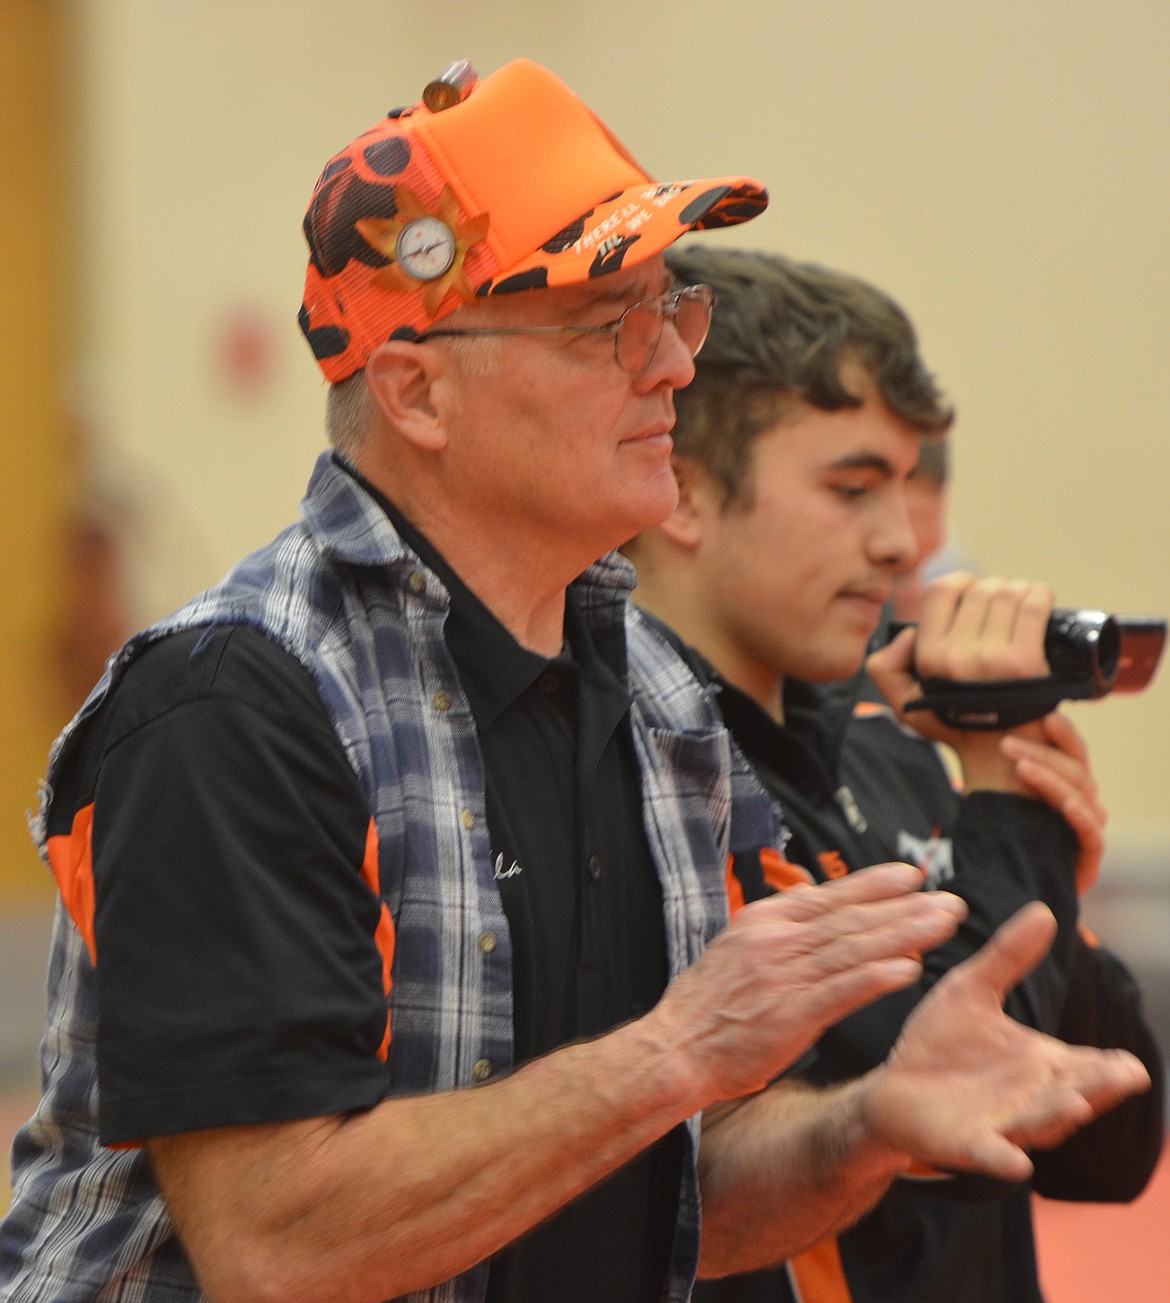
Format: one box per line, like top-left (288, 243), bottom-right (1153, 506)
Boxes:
top-left (798, 645), bottom-right (870, 684)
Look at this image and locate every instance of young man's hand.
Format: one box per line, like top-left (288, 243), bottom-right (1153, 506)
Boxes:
top-left (1001, 711), bottom-right (1107, 894)
top-left (869, 572), bottom-right (1106, 884)
top-left (869, 572), bottom-right (1052, 791)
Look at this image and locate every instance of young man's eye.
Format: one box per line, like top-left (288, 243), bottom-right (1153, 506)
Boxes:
top-left (832, 482), bottom-right (869, 501)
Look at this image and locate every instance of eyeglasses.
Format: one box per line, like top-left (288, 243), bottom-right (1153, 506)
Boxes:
top-left (416, 283), bottom-right (716, 373)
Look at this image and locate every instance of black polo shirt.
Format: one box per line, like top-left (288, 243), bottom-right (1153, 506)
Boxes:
top-left (350, 465), bottom-right (685, 1303)
top-left (60, 463), bottom-right (686, 1299)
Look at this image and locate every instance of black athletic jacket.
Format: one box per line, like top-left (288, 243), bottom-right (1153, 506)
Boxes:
top-left (662, 633), bottom-right (1166, 1303)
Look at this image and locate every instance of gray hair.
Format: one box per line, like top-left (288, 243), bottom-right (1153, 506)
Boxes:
top-left (324, 312), bottom-right (514, 457)
top-left (324, 371), bottom-right (376, 459)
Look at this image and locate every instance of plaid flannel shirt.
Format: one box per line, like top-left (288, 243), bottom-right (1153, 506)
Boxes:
top-left (2, 452), bottom-right (782, 1302)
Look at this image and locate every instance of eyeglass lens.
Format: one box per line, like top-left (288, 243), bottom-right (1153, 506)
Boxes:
top-left (615, 290), bottom-right (712, 372)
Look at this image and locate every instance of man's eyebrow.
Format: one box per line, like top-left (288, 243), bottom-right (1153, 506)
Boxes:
top-left (583, 273), bottom-right (673, 309)
top-left (825, 452), bottom-right (897, 475)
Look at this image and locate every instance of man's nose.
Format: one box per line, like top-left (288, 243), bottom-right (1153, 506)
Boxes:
top-left (637, 316), bottom-right (696, 392)
top-left (874, 496), bottom-right (920, 571)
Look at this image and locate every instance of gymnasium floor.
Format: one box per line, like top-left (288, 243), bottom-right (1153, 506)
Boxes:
top-left (1034, 1149), bottom-right (1170, 1301)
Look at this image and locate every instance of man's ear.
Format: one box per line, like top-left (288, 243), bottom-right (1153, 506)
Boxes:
top-left (656, 455), bottom-right (715, 549)
top-left (364, 341), bottom-right (451, 452)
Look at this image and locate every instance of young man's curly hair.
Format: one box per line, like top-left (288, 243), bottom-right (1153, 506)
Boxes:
top-left (664, 246), bottom-right (954, 505)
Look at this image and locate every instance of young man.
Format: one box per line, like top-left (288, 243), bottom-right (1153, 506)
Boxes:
top-left (626, 245), bottom-right (1164, 1302)
top-left (889, 434), bottom-right (949, 622)
top-left (0, 63), bottom-right (1151, 1303)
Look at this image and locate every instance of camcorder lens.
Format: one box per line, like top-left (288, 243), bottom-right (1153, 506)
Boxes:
top-left (887, 606), bottom-right (1165, 729)
top-left (1043, 610), bottom-right (1120, 692)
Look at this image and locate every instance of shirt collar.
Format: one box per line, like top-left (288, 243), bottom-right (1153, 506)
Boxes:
top-left (304, 451), bottom-right (636, 717)
top-left (336, 455), bottom-right (611, 730)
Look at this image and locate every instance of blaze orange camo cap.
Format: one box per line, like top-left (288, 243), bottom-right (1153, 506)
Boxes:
top-left (299, 58), bottom-right (769, 382)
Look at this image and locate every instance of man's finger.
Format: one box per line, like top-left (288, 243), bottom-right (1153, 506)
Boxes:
top-left (1057, 1045), bottom-right (1152, 1112)
top-left (948, 901), bottom-right (1056, 1001)
top-left (999, 580), bottom-right (1053, 655)
top-left (1001, 732), bottom-right (1101, 807)
top-left (752, 861), bottom-right (925, 920)
top-left (1038, 710), bottom-right (1090, 764)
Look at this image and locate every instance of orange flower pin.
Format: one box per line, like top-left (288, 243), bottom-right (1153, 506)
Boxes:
top-left (356, 186), bottom-right (490, 317)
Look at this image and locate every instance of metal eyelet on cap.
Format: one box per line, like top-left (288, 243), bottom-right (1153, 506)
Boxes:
top-left (422, 60), bottom-right (477, 112)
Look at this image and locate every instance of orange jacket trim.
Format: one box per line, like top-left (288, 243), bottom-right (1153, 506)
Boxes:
top-left (759, 846), bottom-right (816, 892)
top-left (357, 817), bottom-right (396, 1061)
top-left (787, 1235), bottom-right (855, 1302)
top-left (46, 803), bottom-right (98, 965)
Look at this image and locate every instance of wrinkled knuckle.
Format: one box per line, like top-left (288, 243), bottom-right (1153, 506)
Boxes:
top-left (998, 645), bottom-right (1040, 678)
top-left (937, 647), bottom-right (978, 679)
top-left (998, 579), bottom-right (1032, 606)
top-left (938, 570), bottom-right (976, 595)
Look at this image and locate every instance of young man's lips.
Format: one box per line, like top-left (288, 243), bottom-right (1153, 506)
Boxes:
top-left (840, 590), bottom-right (889, 615)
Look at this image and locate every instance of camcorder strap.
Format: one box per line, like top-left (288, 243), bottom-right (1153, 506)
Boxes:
top-left (890, 613), bottom-right (1166, 731)
top-left (902, 675), bottom-right (1096, 730)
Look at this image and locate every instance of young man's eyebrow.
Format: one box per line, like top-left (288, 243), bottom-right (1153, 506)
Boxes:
top-left (825, 452), bottom-right (897, 475)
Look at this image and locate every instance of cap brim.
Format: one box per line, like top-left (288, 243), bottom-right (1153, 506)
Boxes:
top-left (479, 176), bottom-right (768, 297)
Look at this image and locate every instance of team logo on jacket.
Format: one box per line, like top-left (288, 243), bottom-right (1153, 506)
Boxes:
top-left (896, 829), bottom-right (953, 889)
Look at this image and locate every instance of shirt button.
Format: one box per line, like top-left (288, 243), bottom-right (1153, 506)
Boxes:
top-left (461, 809), bottom-right (476, 830)
top-left (478, 931), bottom-right (496, 953)
top-left (432, 690), bottom-right (452, 713)
top-left (472, 1059), bottom-right (493, 1083)
top-left (408, 571), bottom-right (426, 593)
top-left (587, 854), bottom-right (602, 881)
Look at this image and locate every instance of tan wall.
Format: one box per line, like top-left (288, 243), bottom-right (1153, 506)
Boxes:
top-left (5, 1), bottom-right (1169, 895)
top-left (0, 0), bottom-right (72, 904)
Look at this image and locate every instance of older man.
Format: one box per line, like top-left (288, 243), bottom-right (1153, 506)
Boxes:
top-left (0, 60), bottom-right (1149, 1303)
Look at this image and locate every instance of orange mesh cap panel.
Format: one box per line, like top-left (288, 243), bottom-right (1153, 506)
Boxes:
top-left (413, 59), bottom-right (651, 275)
top-left (298, 57), bottom-right (768, 381)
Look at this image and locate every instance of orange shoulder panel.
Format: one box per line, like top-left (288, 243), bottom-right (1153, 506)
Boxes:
top-left (46, 803), bottom-right (98, 965)
top-left (357, 818), bottom-right (396, 1061)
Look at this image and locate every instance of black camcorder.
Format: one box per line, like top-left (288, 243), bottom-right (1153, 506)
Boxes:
top-left (889, 608), bottom-right (1167, 730)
